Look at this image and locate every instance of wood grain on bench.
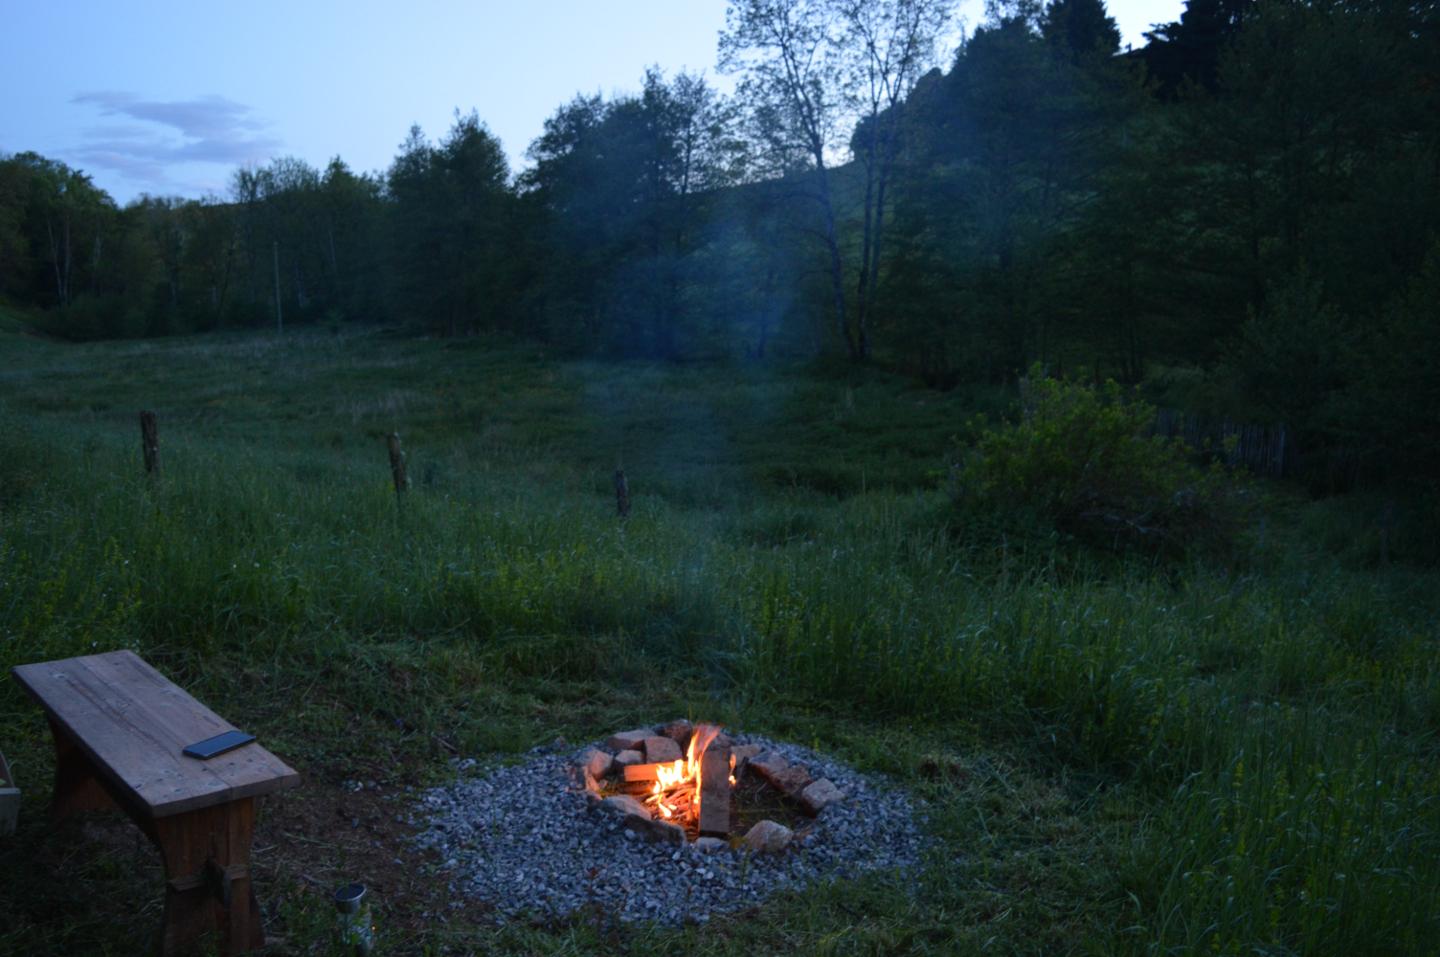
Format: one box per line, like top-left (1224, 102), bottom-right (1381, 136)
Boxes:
top-left (12, 649), bottom-right (299, 817)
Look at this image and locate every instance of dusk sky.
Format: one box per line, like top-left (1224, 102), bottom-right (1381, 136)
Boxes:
top-left (2, 0), bottom-right (1184, 204)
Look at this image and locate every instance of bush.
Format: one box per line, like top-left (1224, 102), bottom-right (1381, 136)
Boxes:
top-left (953, 368), bottom-right (1241, 559)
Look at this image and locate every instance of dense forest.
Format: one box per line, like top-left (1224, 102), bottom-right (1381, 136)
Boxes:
top-left (2, 0), bottom-right (1436, 488)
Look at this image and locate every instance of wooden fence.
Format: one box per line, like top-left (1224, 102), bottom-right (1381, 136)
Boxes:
top-left (1153, 408), bottom-right (1292, 478)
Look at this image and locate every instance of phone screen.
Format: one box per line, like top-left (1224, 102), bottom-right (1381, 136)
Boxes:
top-left (182, 730), bottom-right (256, 760)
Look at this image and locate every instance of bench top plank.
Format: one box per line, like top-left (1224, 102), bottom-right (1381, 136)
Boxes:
top-left (12, 650), bottom-right (299, 818)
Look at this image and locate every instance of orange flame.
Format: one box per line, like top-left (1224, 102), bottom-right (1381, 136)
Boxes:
top-left (644, 724), bottom-right (722, 824)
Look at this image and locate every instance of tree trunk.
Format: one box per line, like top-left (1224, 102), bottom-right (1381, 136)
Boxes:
top-left (90, 234), bottom-right (103, 294)
top-left (811, 158), bottom-right (851, 360)
top-left (854, 156), bottom-right (877, 363)
top-left (327, 221), bottom-right (340, 296)
top-left (46, 218), bottom-right (67, 307)
top-left (867, 153), bottom-right (894, 317)
top-left (216, 237), bottom-right (234, 324)
top-left (62, 215), bottom-right (72, 307)
top-left (272, 240), bottom-right (283, 333)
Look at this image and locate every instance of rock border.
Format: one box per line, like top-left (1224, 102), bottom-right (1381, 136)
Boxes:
top-left (575, 721), bottom-right (847, 849)
top-left (412, 731), bottom-right (928, 926)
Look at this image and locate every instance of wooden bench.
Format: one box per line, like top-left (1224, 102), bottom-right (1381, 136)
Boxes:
top-left (12, 649), bottom-right (300, 956)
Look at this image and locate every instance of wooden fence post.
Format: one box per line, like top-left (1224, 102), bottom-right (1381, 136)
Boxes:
top-left (387, 433), bottom-right (409, 501)
top-left (1380, 499), bottom-right (1395, 565)
top-left (614, 468), bottom-right (630, 519)
top-left (139, 411), bottom-right (160, 476)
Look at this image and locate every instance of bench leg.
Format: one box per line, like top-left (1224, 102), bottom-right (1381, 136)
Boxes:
top-left (154, 798), bottom-right (265, 957)
top-left (48, 718), bottom-right (116, 821)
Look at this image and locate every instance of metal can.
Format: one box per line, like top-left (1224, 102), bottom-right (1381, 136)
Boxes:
top-left (333, 882), bottom-right (376, 955)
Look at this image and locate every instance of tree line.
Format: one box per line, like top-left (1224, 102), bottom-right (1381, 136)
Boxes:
top-left (2, 0), bottom-right (1436, 484)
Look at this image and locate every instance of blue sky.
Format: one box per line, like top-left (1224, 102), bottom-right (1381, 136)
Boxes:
top-left (1, 0), bottom-right (1184, 204)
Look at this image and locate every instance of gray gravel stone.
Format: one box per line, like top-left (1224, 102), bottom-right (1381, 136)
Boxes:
top-left (800, 778), bottom-right (846, 815)
top-left (660, 719), bottom-right (694, 744)
top-left (741, 819), bottom-right (793, 853)
top-left (749, 750), bottom-right (789, 778)
top-left (643, 736), bottom-right (684, 763)
top-left (625, 814), bottom-right (686, 844)
top-left (607, 729), bottom-right (652, 751)
top-left (412, 733), bottom-right (929, 926)
top-left (578, 748), bottom-right (612, 780)
top-left (601, 795), bottom-right (650, 819)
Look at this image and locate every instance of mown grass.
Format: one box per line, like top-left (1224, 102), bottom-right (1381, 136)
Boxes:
top-left (1, 327), bottom-right (1436, 955)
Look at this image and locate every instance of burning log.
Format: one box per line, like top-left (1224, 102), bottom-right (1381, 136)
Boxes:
top-left (615, 780), bottom-right (653, 797)
top-left (622, 762), bottom-right (669, 783)
top-left (699, 745), bottom-right (731, 837)
top-left (583, 720), bottom-right (846, 849)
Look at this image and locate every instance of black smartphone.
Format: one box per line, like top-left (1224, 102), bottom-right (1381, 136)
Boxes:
top-left (182, 730), bottom-right (256, 760)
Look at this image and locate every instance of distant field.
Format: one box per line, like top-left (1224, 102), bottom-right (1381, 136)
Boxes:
top-left (2, 327), bottom-right (1437, 955)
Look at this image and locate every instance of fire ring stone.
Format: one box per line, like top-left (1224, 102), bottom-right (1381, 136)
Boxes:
top-left (412, 725), bottom-right (928, 926)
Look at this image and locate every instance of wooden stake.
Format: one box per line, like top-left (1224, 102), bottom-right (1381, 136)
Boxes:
top-left (139, 410), bottom-right (160, 476)
top-left (614, 468), bottom-right (630, 518)
top-left (387, 433), bottom-right (408, 499)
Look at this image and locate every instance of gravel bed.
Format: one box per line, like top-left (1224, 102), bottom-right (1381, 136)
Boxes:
top-left (412, 733), bottom-right (929, 925)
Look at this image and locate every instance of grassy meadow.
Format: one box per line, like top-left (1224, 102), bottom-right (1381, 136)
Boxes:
top-left (1, 323), bottom-right (1437, 955)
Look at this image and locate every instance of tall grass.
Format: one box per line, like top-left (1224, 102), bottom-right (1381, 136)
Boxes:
top-left (1120, 715), bottom-right (1439, 955)
top-left (1, 330), bottom-right (1436, 953)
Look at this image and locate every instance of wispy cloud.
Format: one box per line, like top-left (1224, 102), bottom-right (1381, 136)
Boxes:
top-left (68, 92), bottom-right (281, 193)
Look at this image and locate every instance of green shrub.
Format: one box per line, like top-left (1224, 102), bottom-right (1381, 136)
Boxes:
top-left (952, 368), bottom-right (1241, 559)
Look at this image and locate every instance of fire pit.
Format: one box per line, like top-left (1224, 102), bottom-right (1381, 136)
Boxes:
top-left (576, 720), bottom-right (847, 852)
top-left (414, 724), bottom-right (927, 925)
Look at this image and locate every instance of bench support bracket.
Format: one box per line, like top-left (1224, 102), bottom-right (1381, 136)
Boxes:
top-left (46, 724), bottom-right (265, 956)
top-left (155, 799), bottom-right (264, 956)
top-left (49, 717), bottom-right (117, 820)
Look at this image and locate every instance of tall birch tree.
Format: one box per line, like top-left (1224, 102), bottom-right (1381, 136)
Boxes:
top-left (720, 0), bottom-right (948, 360)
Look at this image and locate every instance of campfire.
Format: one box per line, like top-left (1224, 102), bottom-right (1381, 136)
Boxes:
top-left (576, 720), bottom-right (846, 851)
top-left (627, 723), bottom-right (733, 834)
